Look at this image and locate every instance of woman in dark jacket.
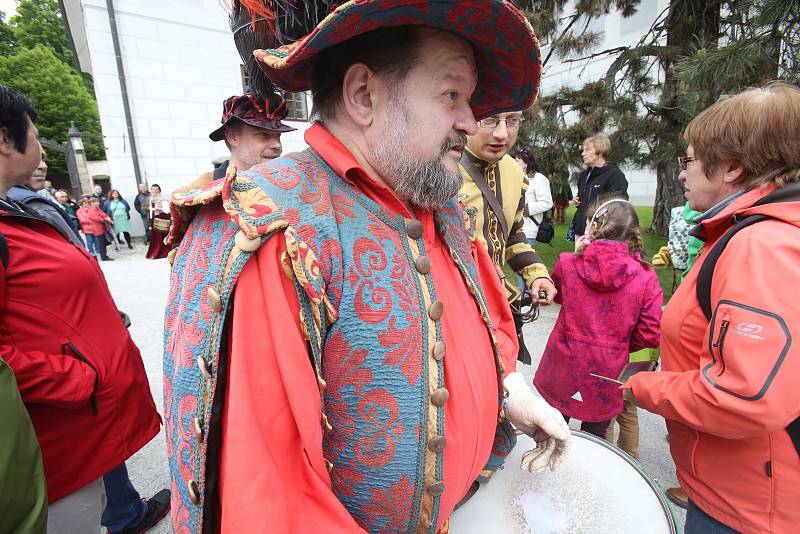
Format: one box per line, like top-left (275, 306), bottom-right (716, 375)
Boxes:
top-left (570, 133), bottom-right (629, 238)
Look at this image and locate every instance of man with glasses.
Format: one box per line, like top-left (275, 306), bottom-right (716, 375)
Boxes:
top-left (460, 112), bottom-right (556, 364)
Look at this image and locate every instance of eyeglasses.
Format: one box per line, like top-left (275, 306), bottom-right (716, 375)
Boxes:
top-left (677, 156), bottom-right (696, 171)
top-left (478, 116), bottom-right (525, 129)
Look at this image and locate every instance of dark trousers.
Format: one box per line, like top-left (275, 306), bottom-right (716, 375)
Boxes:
top-left (117, 231), bottom-right (132, 247)
top-left (139, 213), bottom-right (150, 244)
top-left (685, 500), bottom-right (740, 534)
top-left (90, 233), bottom-right (110, 258)
top-left (563, 415), bottom-right (612, 439)
top-left (101, 463), bottom-right (146, 532)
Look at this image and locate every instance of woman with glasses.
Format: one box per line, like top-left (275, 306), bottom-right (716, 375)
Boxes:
top-left (624, 82), bottom-right (800, 534)
top-left (568, 132), bottom-right (628, 241)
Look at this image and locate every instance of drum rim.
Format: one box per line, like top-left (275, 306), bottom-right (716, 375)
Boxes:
top-left (567, 429), bottom-right (679, 534)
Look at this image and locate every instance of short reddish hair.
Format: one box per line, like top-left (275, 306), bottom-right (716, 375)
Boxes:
top-left (685, 82), bottom-right (800, 188)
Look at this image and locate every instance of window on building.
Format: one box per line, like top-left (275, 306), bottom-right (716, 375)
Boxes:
top-left (240, 64), bottom-right (309, 122)
top-left (281, 90), bottom-right (309, 121)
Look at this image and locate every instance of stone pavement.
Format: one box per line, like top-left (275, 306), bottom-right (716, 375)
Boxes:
top-left (99, 246), bottom-right (685, 533)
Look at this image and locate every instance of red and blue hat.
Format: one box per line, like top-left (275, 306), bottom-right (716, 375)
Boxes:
top-left (209, 94), bottom-right (296, 141)
top-left (251, 0), bottom-right (542, 120)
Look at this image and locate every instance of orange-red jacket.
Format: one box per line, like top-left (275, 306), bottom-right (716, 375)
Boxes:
top-left (627, 182), bottom-right (800, 534)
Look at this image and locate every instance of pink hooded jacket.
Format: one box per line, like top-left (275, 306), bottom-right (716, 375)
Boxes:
top-left (534, 240), bottom-right (662, 421)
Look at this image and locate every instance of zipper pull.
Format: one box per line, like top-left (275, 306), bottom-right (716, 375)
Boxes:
top-left (713, 313), bottom-right (731, 348)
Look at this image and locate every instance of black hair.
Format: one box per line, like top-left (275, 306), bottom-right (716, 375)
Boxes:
top-left (515, 148), bottom-right (539, 174)
top-left (151, 184), bottom-right (161, 192)
top-left (0, 87), bottom-right (38, 153)
top-left (311, 26), bottom-right (421, 123)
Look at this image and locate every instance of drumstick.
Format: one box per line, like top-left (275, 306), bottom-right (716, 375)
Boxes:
top-left (589, 373), bottom-right (623, 385)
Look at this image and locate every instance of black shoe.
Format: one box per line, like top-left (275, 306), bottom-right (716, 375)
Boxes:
top-left (101, 256), bottom-right (114, 261)
top-left (111, 488), bottom-right (171, 534)
top-left (127, 243), bottom-right (133, 249)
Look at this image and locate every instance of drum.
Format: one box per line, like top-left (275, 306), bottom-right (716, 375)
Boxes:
top-left (450, 430), bottom-right (678, 533)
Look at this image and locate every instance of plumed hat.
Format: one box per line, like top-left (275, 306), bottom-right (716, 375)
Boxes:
top-left (230, 0), bottom-right (542, 120)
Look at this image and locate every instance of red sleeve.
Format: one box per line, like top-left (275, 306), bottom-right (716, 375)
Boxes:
top-left (0, 264), bottom-right (96, 408)
top-left (219, 233), bottom-right (365, 533)
top-left (629, 271), bottom-right (663, 353)
top-left (472, 238), bottom-right (517, 377)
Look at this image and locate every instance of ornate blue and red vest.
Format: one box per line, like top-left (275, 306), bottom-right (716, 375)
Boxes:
top-left (163, 149), bottom-right (514, 533)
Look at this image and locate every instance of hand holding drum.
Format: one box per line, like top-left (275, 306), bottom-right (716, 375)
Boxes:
top-left (503, 372), bottom-right (571, 472)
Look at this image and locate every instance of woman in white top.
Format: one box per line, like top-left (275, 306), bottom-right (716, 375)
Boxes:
top-left (516, 148), bottom-right (553, 246)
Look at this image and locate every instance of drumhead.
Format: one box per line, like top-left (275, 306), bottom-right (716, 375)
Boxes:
top-left (450, 430), bottom-right (678, 533)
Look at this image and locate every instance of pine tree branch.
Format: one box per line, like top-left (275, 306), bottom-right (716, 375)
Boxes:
top-left (543, 12), bottom-right (582, 66)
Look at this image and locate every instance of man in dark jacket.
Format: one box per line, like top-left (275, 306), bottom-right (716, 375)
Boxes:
top-left (571, 132), bottom-right (628, 237)
top-left (133, 182), bottom-right (150, 244)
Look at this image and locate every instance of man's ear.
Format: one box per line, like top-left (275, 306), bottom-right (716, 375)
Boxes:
top-left (0, 127), bottom-right (11, 156)
top-left (341, 63), bottom-right (377, 127)
top-left (223, 126), bottom-right (238, 149)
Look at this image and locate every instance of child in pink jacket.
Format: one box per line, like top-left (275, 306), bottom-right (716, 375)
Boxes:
top-left (534, 197), bottom-right (662, 438)
top-left (77, 197), bottom-right (113, 260)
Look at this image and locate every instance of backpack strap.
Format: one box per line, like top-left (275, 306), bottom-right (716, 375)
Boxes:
top-left (696, 214), bottom-right (772, 321)
top-left (695, 207), bottom-right (799, 459)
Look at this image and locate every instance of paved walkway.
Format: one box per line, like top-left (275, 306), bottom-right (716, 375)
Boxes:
top-left (100, 247), bottom-right (685, 533)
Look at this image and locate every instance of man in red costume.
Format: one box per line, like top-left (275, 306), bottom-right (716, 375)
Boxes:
top-left (164, 2), bottom-right (571, 532)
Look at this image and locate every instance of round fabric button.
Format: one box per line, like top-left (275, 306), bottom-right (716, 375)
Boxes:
top-left (406, 219), bottom-right (424, 240)
top-left (191, 417), bottom-right (204, 443)
top-left (197, 356), bottom-right (212, 380)
top-left (234, 230), bottom-right (262, 252)
top-left (428, 300), bottom-right (444, 321)
top-left (188, 479), bottom-right (201, 505)
top-left (206, 286), bottom-right (223, 313)
top-left (427, 481), bottom-right (446, 496)
top-left (427, 436), bottom-right (447, 453)
top-left (432, 341), bottom-right (446, 361)
top-left (415, 256), bottom-right (432, 274)
top-left (430, 388), bottom-right (449, 406)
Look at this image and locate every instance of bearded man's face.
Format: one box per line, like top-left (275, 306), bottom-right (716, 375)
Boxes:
top-left (367, 30), bottom-right (478, 210)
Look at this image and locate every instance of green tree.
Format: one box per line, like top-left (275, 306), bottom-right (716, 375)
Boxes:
top-left (514, 0), bottom-right (799, 235)
top-left (0, 10), bottom-right (14, 55)
top-left (0, 46), bottom-right (105, 172)
top-left (10, 0), bottom-right (75, 67)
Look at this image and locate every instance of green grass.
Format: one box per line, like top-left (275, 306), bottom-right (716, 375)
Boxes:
top-left (532, 205), bottom-right (674, 301)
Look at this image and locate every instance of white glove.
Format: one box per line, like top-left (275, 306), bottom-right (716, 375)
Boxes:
top-left (503, 371), bottom-right (571, 472)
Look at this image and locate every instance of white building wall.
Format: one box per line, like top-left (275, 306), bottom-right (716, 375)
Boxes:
top-left (74, 0), bottom-right (311, 235)
top-left (537, 0), bottom-right (667, 205)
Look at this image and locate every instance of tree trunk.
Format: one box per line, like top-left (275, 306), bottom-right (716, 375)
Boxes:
top-left (652, 161), bottom-right (684, 235)
top-left (651, 0), bottom-right (721, 235)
